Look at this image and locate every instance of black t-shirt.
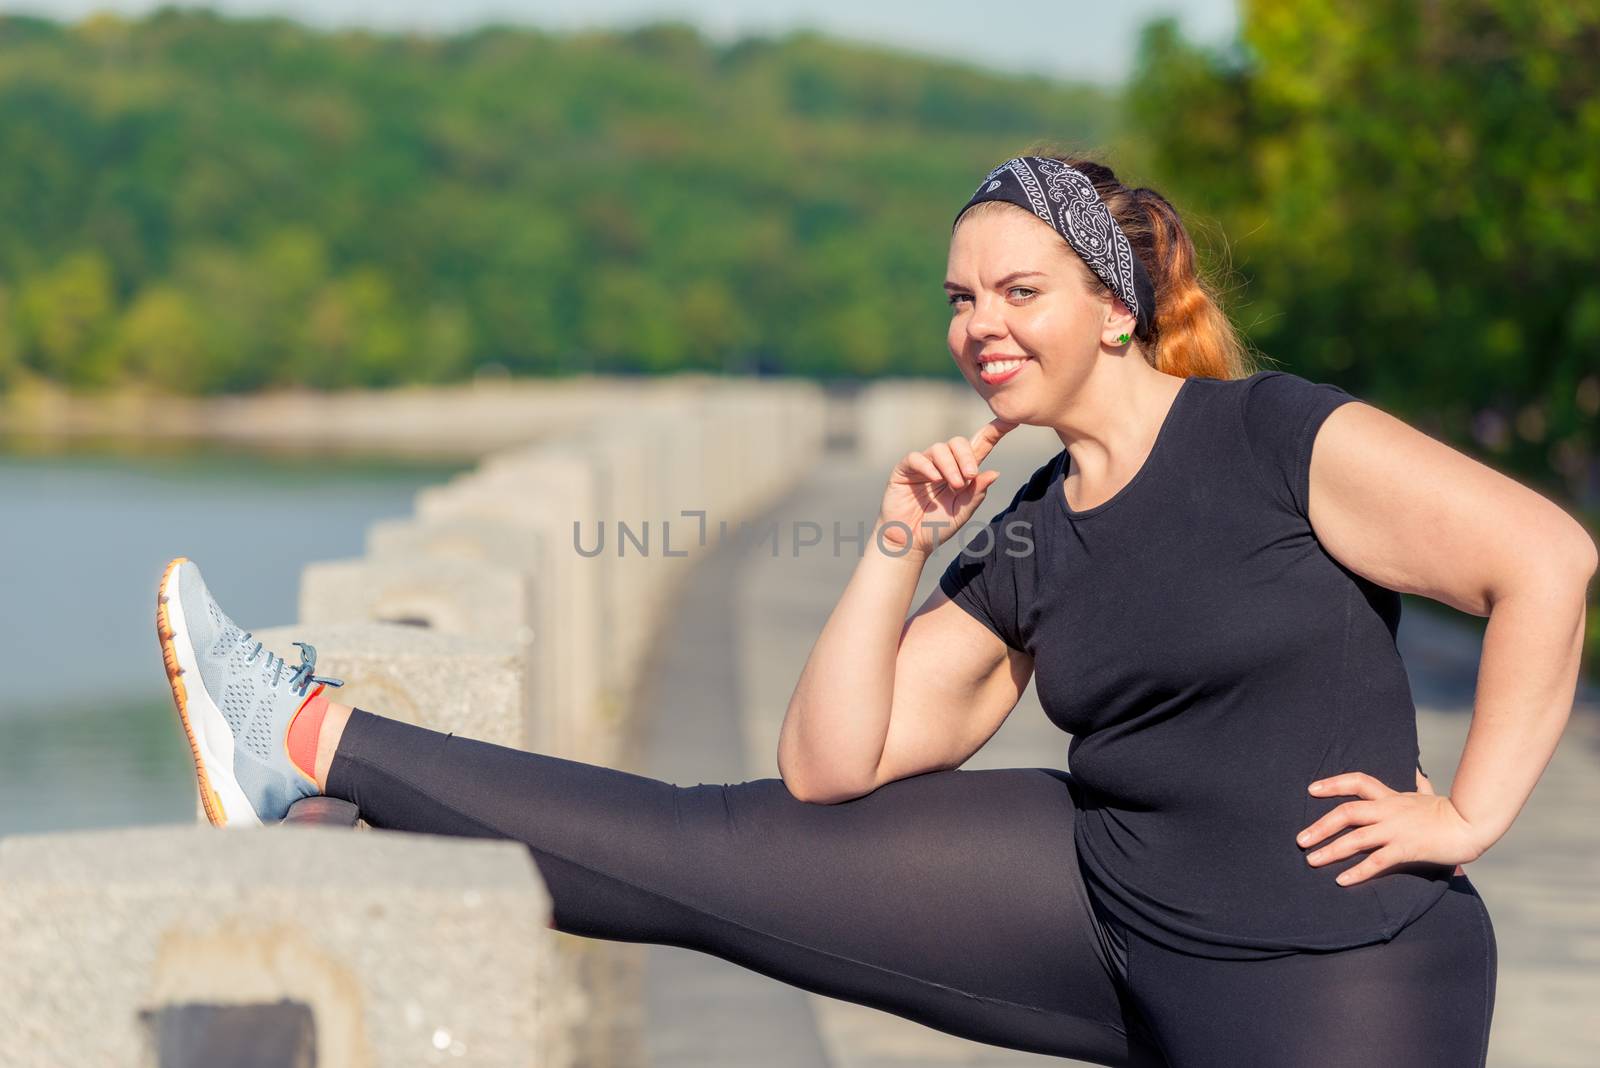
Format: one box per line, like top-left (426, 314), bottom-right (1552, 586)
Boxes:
top-left (938, 370), bottom-right (1454, 960)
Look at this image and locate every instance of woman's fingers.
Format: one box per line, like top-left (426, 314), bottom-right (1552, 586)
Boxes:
top-left (969, 417), bottom-right (1019, 464)
top-left (1307, 771), bottom-right (1392, 800)
top-left (926, 441), bottom-right (966, 490)
top-left (902, 449), bottom-right (944, 485)
top-left (1332, 844), bottom-right (1408, 887)
top-left (1295, 799), bottom-right (1378, 849)
top-left (948, 436), bottom-right (980, 482)
top-left (897, 417), bottom-right (1014, 492)
top-left (1302, 825), bottom-right (1382, 867)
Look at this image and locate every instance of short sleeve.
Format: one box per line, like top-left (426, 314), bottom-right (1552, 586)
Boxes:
top-left (1239, 370), bottom-right (1360, 520)
top-left (936, 482), bottom-right (1032, 653)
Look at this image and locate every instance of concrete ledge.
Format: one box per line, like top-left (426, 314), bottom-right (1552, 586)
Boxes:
top-left (412, 478), bottom-right (614, 761)
top-left (947, 388), bottom-right (1001, 441)
top-left (252, 623), bottom-right (529, 748)
top-left (366, 515), bottom-right (546, 575)
top-left (300, 556), bottom-right (537, 641)
top-left (364, 517), bottom-right (593, 759)
top-left (0, 824), bottom-right (559, 1067)
top-left (855, 379), bottom-right (963, 473)
top-left (246, 622), bottom-right (593, 1067)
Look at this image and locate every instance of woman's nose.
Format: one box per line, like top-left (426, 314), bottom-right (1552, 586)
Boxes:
top-left (965, 297), bottom-right (1007, 340)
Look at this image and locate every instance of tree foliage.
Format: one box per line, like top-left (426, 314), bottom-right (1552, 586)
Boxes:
top-left (0, 9), bottom-right (1116, 391)
top-left (1125, 1), bottom-right (1599, 502)
top-left (1124, 0), bottom-right (1599, 675)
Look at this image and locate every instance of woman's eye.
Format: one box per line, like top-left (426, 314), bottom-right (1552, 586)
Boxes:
top-left (946, 288), bottom-right (1037, 307)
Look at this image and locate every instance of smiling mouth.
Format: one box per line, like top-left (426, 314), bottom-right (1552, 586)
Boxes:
top-left (978, 357), bottom-right (1032, 374)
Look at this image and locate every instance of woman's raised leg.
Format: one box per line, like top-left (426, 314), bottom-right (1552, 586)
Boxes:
top-left (157, 556), bottom-right (1163, 1063)
top-left (324, 706), bottom-right (1168, 1066)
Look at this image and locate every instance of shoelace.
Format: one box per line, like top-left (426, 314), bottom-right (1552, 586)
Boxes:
top-left (242, 635), bottom-right (346, 697)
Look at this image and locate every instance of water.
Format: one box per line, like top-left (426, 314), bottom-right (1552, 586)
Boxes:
top-left (0, 442), bottom-right (468, 838)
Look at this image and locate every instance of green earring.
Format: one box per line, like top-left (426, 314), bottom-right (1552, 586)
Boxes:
top-left (1116, 333), bottom-right (1131, 345)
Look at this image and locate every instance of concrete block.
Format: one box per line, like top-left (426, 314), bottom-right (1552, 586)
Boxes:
top-left (169, 625), bottom-right (592, 1064)
top-left (947, 386), bottom-right (1000, 442)
top-left (691, 397), bottom-right (740, 520)
top-left (715, 387), bottom-right (763, 511)
top-left (855, 379), bottom-right (965, 473)
top-left (476, 429), bottom-right (669, 708)
top-left (366, 515), bottom-right (547, 574)
top-left (299, 555), bottom-right (537, 642)
top-left (414, 481), bottom-right (615, 764)
top-left (779, 382), bottom-right (830, 477)
top-left (354, 524), bottom-right (642, 1068)
top-left (566, 428), bottom-right (656, 681)
top-left (252, 623), bottom-right (528, 749)
top-left (700, 380), bottom-right (828, 518)
top-left (0, 824), bottom-right (566, 1067)
top-left (647, 407), bottom-right (708, 524)
top-left (364, 517), bottom-right (583, 758)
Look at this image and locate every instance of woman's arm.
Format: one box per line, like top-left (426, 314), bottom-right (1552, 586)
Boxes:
top-left (776, 525), bottom-right (930, 802)
top-left (777, 420), bottom-right (1020, 803)
top-left (1447, 558), bottom-right (1591, 851)
top-left (1294, 400), bottom-right (1597, 882)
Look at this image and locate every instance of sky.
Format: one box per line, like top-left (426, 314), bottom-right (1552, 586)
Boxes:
top-left (0, 0), bottom-right (1239, 85)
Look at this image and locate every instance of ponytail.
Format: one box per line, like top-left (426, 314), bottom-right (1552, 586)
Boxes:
top-left (1016, 145), bottom-right (1260, 380)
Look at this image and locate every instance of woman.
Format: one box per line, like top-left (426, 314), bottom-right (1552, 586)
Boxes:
top-left (155, 151), bottom-right (1596, 1066)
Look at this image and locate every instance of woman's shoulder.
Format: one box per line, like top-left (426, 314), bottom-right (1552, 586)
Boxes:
top-left (1227, 368), bottom-right (1356, 416)
top-left (1185, 368), bottom-right (1358, 439)
top-left (1219, 368), bottom-right (1362, 517)
top-left (996, 448), bottom-right (1067, 514)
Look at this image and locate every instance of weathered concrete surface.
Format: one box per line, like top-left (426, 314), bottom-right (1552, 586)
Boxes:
top-left (242, 622), bottom-right (594, 1065)
top-left (413, 464), bottom-right (615, 761)
top-left (0, 825), bottom-right (554, 1067)
top-left (250, 623), bottom-right (529, 748)
top-left (855, 379), bottom-right (1000, 475)
top-left (300, 555), bottom-right (538, 642)
top-left (364, 517), bottom-right (588, 759)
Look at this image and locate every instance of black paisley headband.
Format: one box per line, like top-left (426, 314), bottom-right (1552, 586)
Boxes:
top-left (953, 156), bottom-right (1157, 339)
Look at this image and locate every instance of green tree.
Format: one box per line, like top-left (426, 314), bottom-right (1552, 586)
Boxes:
top-left (14, 251), bottom-right (119, 387)
top-left (109, 285), bottom-right (207, 390)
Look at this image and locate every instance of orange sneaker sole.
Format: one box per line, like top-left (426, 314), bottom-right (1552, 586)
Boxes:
top-left (157, 556), bottom-right (229, 828)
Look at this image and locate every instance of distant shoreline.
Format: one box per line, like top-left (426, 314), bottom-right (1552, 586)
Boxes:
top-left (0, 374), bottom-right (723, 460)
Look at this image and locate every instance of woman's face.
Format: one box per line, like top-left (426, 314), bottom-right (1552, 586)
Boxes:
top-left (944, 205), bottom-right (1127, 424)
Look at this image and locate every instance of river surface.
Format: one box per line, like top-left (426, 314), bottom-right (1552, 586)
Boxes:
top-left (0, 442), bottom-right (467, 837)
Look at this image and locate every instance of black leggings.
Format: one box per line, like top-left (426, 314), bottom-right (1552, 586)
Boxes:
top-left (325, 707), bottom-right (1497, 1067)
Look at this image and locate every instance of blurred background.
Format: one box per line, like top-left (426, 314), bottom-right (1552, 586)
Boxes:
top-left (0, 0), bottom-right (1594, 848)
top-left (1, 3), bottom-right (1597, 1064)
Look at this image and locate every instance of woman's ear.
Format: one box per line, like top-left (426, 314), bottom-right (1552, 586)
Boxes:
top-left (1102, 297), bottom-right (1137, 346)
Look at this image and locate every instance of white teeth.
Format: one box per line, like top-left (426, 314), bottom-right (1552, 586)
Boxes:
top-left (981, 358), bottom-right (1028, 374)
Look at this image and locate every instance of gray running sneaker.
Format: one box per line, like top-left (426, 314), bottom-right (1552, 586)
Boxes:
top-left (156, 557), bottom-right (344, 827)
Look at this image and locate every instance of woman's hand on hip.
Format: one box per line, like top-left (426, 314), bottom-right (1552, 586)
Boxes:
top-left (1296, 771), bottom-right (1481, 886)
top-left (876, 418), bottom-right (1017, 557)
top-left (1412, 767), bottom-right (1469, 877)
